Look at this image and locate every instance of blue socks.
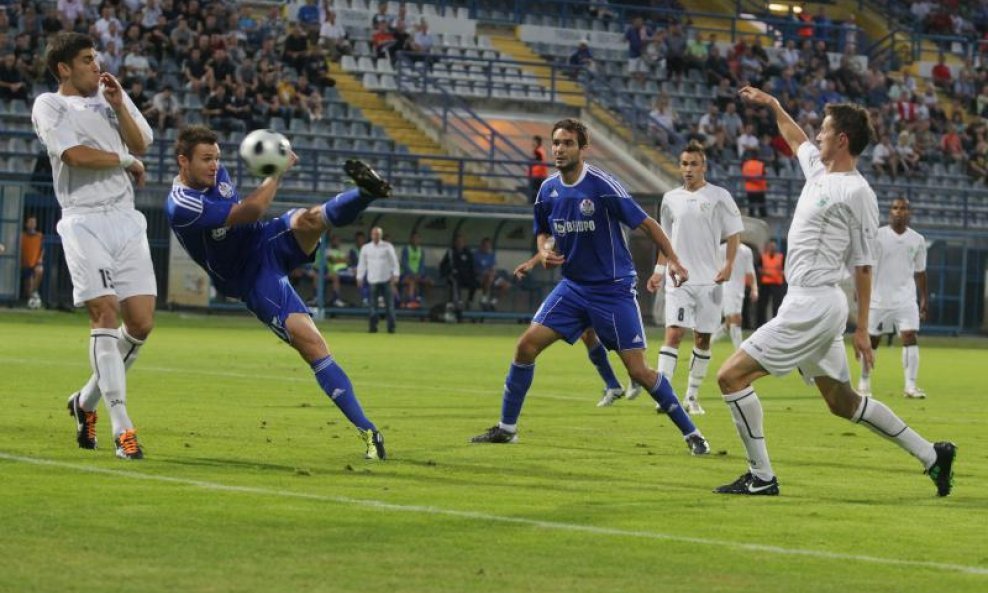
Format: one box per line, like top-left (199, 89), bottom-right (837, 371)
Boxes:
top-left (501, 362), bottom-right (535, 426)
top-left (586, 341), bottom-right (622, 391)
top-left (322, 188), bottom-right (375, 227)
top-left (648, 374), bottom-right (697, 436)
top-left (312, 356), bottom-right (375, 431)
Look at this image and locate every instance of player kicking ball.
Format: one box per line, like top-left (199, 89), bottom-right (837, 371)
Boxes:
top-left (712, 87), bottom-right (955, 496)
top-left (471, 119), bottom-right (710, 456)
top-left (166, 126), bottom-right (390, 460)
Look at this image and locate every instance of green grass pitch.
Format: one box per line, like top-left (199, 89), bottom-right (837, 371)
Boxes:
top-left (0, 311), bottom-right (985, 592)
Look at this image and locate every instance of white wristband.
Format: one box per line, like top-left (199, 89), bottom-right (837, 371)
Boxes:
top-left (119, 152), bottom-right (135, 168)
top-left (654, 264), bottom-right (666, 275)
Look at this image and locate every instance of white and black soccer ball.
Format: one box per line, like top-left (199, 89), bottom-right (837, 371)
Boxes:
top-left (239, 129), bottom-right (292, 177)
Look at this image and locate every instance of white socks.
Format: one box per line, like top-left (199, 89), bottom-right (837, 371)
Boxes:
top-left (686, 348), bottom-right (711, 401)
top-left (902, 345), bottom-right (919, 391)
top-left (88, 328), bottom-right (134, 437)
top-left (729, 325), bottom-right (743, 349)
top-left (80, 326), bottom-right (145, 410)
top-left (852, 395), bottom-right (935, 468)
top-left (724, 388), bottom-right (774, 480)
top-left (657, 346), bottom-right (678, 379)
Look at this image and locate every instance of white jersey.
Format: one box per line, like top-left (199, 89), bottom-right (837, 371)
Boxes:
top-left (32, 90), bottom-right (153, 214)
top-left (660, 182), bottom-right (744, 286)
top-left (871, 225), bottom-right (926, 308)
top-left (785, 143), bottom-right (879, 287)
top-left (721, 242), bottom-right (755, 295)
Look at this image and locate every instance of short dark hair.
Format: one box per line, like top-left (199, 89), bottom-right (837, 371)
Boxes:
top-left (175, 125), bottom-right (219, 160)
top-left (681, 140), bottom-right (707, 162)
top-left (533, 134), bottom-right (542, 145)
top-left (45, 32), bottom-right (94, 81)
top-left (551, 118), bottom-right (589, 148)
top-left (824, 103), bottom-right (875, 157)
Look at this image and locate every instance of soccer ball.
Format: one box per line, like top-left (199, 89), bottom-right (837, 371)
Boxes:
top-left (239, 129), bottom-right (292, 177)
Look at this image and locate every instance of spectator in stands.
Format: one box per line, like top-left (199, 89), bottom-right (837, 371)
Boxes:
top-left (94, 6), bottom-right (122, 44)
top-left (204, 84), bottom-right (246, 134)
top-left (872, 134), bottom-right (903, 180)
top-left (255, 68), bottom-right (291, 129)
top-left (569, 39), bottom-right (594, 77)
top-left (625, 16), bottom-right (651, 84)
top-left (813, 5), bottom-right (832, 47)
top-left (407, 19), bottom-right (437, 69)
top-left (932, 54), bottom-right (952, 90)
top-left (297, 0), bottom-right (321, 40)
top-left (400, 232), bottom-right (430, 309)
top-left (941, 123), bottom-right (966, 165)
top-left (896, 125), bottom-right (922, 174)
top-left (665, 22), bottom-right (688, 81)
top-left (170, 16), bottom-right (195, 57)
top-left (977, 84), bottom-right (988, 117)
top-left (371, 2), bottom-right (391, 29)
top-left (756, 239), bottom-right (785, 328)
top-left (209, 48), bottom-right (237, 88)
top-left (357, 226), bottom-right (400, 334)
top-left (372, 19), bottom-right (397, 61)
top-left (704, 45), bottom-right (732, 87)
top-left (127, 79), bottom-right (152, 114)
top-left (697, 103), bottom-right (725, 159)
top-left (721, 101), bottom-right (744, 145)
top-left (20, 214), bottom-right (43, 308)
top-left (528, 135), bottom-right (548, 204)
top-left (736, 122), bottom-right (759, 158)
top-left (145, 85), bottom-right (182, 131)
top-left (648, 94), bottom-right (682, 149)
top-left (227, 83), bottom-right (255, 130)
top-left (182, 46), bottom-right (214, 97)
top-left (0, 53), bottom-right (29, 103)
top-left (237, 6), bottom-right (260, 46)
top-left (319, 9), bottom-right (351, 60)
top-left (57, 0), bottom-right (86, 29)
top-left (284, 22), bottom-right (311, 74)
top-left (296, 75), bottom-right (324, 122)
top-left (440, 233), bottom-right (479, 321)
top-left (475, 237), bottom-right (510, 311)
top-left (773, 67), bottom-right (799, 98)
top-left (101, 39), bottom-right (123, 76)
top-left (840, 13), bottom-right (860, 54)
top-left (741, 150), bottom-right (767, 218)
top-left (643, 29), bottom-right (667, 69)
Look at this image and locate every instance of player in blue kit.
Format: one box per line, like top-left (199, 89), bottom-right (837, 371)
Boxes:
top-left (166, 126), bottom-right (390, 460)
top-left (471, 119), bottom-right (711, 455)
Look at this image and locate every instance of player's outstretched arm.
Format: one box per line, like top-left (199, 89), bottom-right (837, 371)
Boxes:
top-left (714, 233), bottom-right (741, 283)
top-left (537, 233), bottom-right (564, 269)
top-left (638, 217), bottom-right (687, 290)
top-left (853, 265), bottom-right (875, 371)
top-left (100, 72), bottom-right (152, 156)
top-left (224, 153), bottom-right (299, 227)
top-left (738, 85), bottom-right (808, 155)
top-left (513, 253), bottom-right (540, 280)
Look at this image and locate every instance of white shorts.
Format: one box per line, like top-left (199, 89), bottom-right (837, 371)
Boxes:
top-left (56, 208), bottom-right (158, 307)
top-left (741, 285), bottom-right (850, 384)
top-left (665, 283), bottom-right (723, 333)
top-left (869, 302), bottom-right (920, 335)
top-left (722, 286), bottom-right (745, 316)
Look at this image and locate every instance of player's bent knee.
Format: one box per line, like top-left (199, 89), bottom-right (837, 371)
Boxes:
top-left (716, 364), bottom-right (742, 394)
top-left (126, 319), bottom-right (154, 341)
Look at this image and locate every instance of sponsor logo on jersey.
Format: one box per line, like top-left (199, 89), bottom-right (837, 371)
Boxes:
top-left (218, 182), bottom-right (234, 198)
top-left (552, 218), bottom-right (596, 236)
top-left (211, 227), bottom-right (229, 241)
top-left (549, 189), bottom-right (559, 198)
top-left (579, 198), bottom-right (595, 216)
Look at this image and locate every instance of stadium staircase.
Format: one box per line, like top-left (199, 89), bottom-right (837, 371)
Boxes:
top-left (483, 27), bottom-right (679, 178)
top-left (327, 61), bottom-right (507, 204)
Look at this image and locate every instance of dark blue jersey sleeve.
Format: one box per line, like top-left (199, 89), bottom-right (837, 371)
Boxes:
top-left (598, 177), bottom-right (647, 229)
top-left (168, 187), bottom-right (235, 230)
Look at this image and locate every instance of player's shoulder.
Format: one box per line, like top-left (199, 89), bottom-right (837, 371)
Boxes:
top-left (31, 92), bottom-right (65, 116)
top-left (585, 164), bottom-right (630, 197)
top-left (906, 226), bottom-right (926, 243)
top-left (534, 172), bottom-right (561, 203)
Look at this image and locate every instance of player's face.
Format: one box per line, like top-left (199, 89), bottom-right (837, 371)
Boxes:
top-left (679, 152), bottom-right (706, 186)
top-left (816, 116), bottom-right (846, 164)
top-left (551, 129), bottom-right (584, 174)
top-left (65, 48), bottom-right (100, 95)
top-left (182, 142), bottom-right (221, 189)
top-left (889, 199), bottom-right (911, 227)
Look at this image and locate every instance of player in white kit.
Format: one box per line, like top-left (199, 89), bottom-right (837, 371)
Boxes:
top-left (713, 86), bottom-right (955, 497)
top-left (626, 141), bottom-right (743, 415)
top-left (711, 241), bottom-right (758, 349)
top-left (857, 197), bottom-right (928, 399)
top-left (32, 33), bottom-right (156, 460)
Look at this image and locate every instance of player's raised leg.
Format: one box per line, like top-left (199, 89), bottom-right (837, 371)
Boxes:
top-left (285, 312), bottom-right (385, 460)
top-left (715, 349), bottom-right (777, 494)
top-left (581, 329), bottom-right (624, 407)
top-left (472, 323), bottom-right (561, 443)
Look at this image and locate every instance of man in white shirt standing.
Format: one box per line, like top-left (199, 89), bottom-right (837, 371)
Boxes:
top-left (357, 226), bottom-right (400, 334)
top-left (714, 86), bottom-right (954, 497)
top-left (32, 32), bottom-right (155, 460)
top-left (858, 197), bottom-right (928, 399)
top-left (626, 141), bottom-right (742, 415)
top-left (712, 241), bottom-right (758, 349)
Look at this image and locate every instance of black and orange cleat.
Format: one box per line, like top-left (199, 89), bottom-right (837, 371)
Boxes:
top-left (114, 429), bottom-right (144, 460)
top-left (67, 393), bottom-right (98, 450)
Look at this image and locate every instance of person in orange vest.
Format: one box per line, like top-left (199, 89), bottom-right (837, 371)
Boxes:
top-left (756, 238), bottom-right (785, 327)
top-left (20, 214), bottom-right (44, 309)
top-left (741, 149), bottom-right (767, 217)
top-left (527, 135), bottom-right (548, 204)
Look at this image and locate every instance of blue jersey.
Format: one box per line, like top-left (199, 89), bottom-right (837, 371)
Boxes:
top-left (533, 163), bottom-right (648, 285)
top-left (474, 250), bottom-right (496, 273)
top-left (165, 165), bottom-right (261, 298)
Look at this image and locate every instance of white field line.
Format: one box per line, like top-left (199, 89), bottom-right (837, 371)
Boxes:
top-left (1, 451), bottom-right (985, 576)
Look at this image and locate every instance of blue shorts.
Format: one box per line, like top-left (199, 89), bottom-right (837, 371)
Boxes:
top-left (241, 211), bottom-right (315, 342)
top-left (533, 278), bottom-right (647, 352)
